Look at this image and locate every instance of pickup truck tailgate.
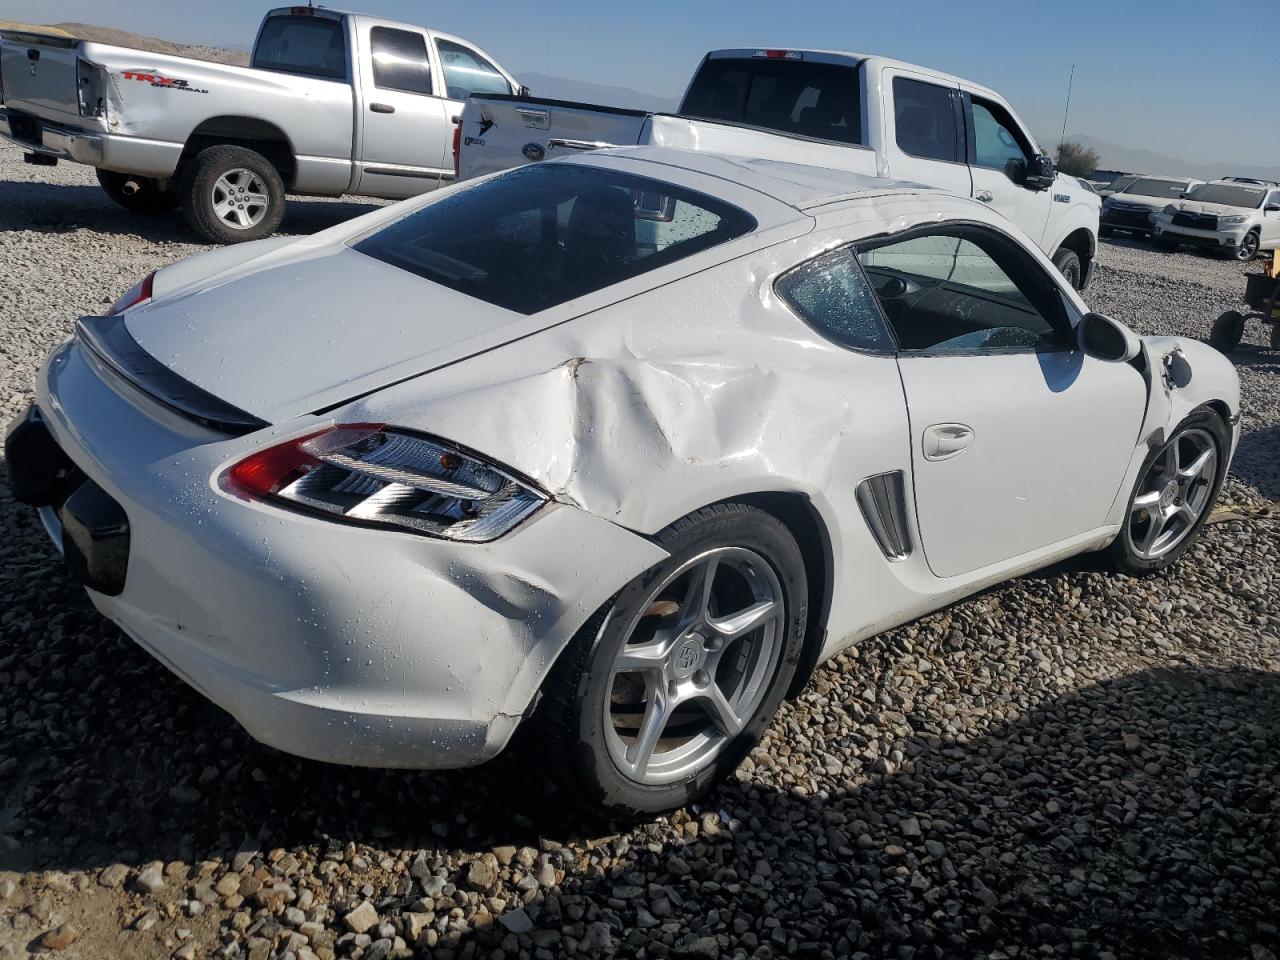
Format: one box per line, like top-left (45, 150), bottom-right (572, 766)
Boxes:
top-left (0, 32), bottom-right (85, 127)
top-left (459, 95), bottom-right (647, 180)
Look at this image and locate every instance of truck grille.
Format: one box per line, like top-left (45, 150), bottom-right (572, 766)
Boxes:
top-left (1173, 212), bottom-right (1218, 231)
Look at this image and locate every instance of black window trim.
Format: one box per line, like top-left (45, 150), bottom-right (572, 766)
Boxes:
top-left (772, 242), bottom-right (897, 357)
top-left (852, 220), bottom-right (1079, 358)
top-left (961, 90), bottom-right (1034, 172)
top-left (891, 75), bottom-right (966, 167)
top-left (370, 25), bottom-right (433, 97)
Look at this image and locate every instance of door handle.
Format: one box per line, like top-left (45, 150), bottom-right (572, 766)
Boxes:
top-left (976, 190), bottom-right (993, 203)
top-left (922, 423), bottom-right (975, 461)
top-left (370, 102), bottom-right (395, 114)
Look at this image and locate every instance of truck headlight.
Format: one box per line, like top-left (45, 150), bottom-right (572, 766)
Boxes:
top-left (225, 424), bottom-right (548, 542)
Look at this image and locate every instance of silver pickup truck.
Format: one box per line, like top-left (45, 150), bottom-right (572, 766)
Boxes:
top-left (0, 7), bottom-right (520, 242)
top-left (459, 49), bottom-right (1100, 289)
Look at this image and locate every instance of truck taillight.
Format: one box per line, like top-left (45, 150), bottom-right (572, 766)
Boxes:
top-left (452, 120), bottom-right (462, 177)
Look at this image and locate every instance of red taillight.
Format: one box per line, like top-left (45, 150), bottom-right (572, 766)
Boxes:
top-left (227, 424), bottom-right (385, 498)
top-left (452, 121), bottom-right (462, 176)
top-left (106, 271), bottom-right (155, 316)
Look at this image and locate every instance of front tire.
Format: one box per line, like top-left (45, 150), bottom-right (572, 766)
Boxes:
top-left (1105, 408), bottom-right (1228, 575)
top-left (179, 145), bottom-right (286, 244)
top-left (533, 503), bottom-right (809, 818)
top-left (1052, 247), bottom-right (1083, 289)
top-left (1234, 231), bottom-right (1260, 262)
top-left (96, 169), bottom-right (178, 215)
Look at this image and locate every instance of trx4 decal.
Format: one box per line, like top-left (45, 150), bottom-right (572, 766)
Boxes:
top-left (121, 71), bottom-right (210, 94)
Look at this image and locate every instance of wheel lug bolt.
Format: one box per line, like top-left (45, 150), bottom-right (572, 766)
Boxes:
top-left (693, 669), bottom-right (709, 687)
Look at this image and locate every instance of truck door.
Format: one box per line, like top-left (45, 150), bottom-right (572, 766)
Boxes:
top-left (880, 68), bottom-right (971, 199)
top-left (353, 20), bottom-right (450, 199)
top-left (431, 35), bottom-right (514, 173)
top-left (961, 91), bottom-right (1052, 248)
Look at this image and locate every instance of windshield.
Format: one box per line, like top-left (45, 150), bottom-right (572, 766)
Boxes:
top-left (353, 164), bottom-right (757, 315)
top-left (1185, 184), bottom-right (1266, 208)
top-left (1103, 175), bottom-right (1138, 193)
top-left (680, 57), bottom-right (862, 144)
top-left (1121, 178), bottom-right (1189, 200)
top-left (252, 15), bottom-right (347, 81)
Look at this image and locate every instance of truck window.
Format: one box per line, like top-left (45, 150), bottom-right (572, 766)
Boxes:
top-left (252, 15), bottom-right (348, 81)
top-left (352, 164), bottom-right (756, 315)
top-left (436, 39), bottom-right (511, 100)
top-left (892, 77), bottom-right (959, 163)
top-left (371, 27), bottom-right (432, 96)
top-left (680, 58), bottom-right (862, 144)
top-left (968, 97), bottom-right (1031, 172)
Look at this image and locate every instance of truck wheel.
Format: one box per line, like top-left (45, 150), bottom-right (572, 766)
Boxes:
top-left (1051, 247), bottom-right (1083, 289)
top-left (179, 145), bottom-right (285, 244)
top-left (96, 169), bottom-right (178, 215)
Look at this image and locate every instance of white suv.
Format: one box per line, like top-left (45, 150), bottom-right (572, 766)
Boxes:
top-left (1100, 175), bottom-right (1201, 238)
top-left (1152, 179), bottom-right (1280, 261)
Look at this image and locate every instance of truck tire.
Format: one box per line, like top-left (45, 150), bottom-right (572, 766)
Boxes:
top-left (1051, 247), bottom-right (1083, 289)
top-left (179, 145), bottom-right (286, 244)
top-left (96, 169), bottom-right (178, 215)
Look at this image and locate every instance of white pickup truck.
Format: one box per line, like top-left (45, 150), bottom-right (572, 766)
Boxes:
top-left (459, 49), bottom-right (1100, 289)
top-left (0, 7), bottom-right (520, 242)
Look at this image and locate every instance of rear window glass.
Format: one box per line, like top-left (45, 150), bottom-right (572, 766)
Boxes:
top-left (353, 164), bottom-right (756, 315)
top-left (680, 57), bottom-right (862, 144)
top-left (252, 16), bottom-right (347, 81)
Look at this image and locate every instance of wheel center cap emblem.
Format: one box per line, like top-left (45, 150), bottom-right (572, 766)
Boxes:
top-left (672, 637), bottom-right (704, 678)
top-left (1160, 481), bottom-right (1178, 508)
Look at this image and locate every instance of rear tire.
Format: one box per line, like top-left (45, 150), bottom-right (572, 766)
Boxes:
top-left (1208, 310), bottom-right (1246, 353)
top-left (179, 145), bottom-right (286, 244)
top-left (1052, 247), bottom-right (1083, 289)
top-left (96, 169), bottom-right (177, 215)
top-left (1104, 408), bottom-right (1228, 575)
top-left (530, 503), bottom-right (809, 818)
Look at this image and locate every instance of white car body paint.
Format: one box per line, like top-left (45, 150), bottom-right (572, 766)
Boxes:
top-left (25, 149), bottom-right (1238, 768)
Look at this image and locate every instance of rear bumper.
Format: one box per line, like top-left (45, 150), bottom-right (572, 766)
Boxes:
top-left (13, 339), bottom-right (667, 769)
top-left (0, 107), bottom-right (182, 177)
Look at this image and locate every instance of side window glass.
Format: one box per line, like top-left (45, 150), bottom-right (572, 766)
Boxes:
top-left (370, 27), bottom-right (432, 96)
top-left (892, 77), bottom-right (959, 163)
top-left (857, 231), bottom-right (1064, 354)
top-left (776, 248), bottom-right (894, 352)
top-left (970, 98), bottom-right (1031, 175)
top-left (436, 39), bottom-right (512, 100)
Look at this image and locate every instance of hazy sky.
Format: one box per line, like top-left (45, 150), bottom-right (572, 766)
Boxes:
top-left (4, 0), bottom-right (1278, 166)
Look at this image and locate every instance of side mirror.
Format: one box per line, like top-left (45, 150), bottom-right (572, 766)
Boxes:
top-left (1078, 311), bottom-right (1141, 362)
top-left (1002, 156), bottom-right (1027, 185)
top-left (1266, 203), bottom-right (1280, 213)
top-left (1023, 154), bottom-right (1055, 192)
top-left (518, 85), bottom-right (531, 97)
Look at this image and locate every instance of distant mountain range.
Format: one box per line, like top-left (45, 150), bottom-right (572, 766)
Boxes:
top-left (515, 72), bottom-right (680, 113)
top-left (5, 17), bottom-right (1273, 183)
top-left (1061, 134), bottom-right (1280, 183)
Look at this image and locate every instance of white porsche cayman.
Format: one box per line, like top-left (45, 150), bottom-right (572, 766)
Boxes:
top-left (7, 147), bottom-right (1240, 816)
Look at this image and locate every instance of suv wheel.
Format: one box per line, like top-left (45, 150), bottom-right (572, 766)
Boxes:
top-left (532, 503), bottom-right (809, 817)
top-left (179, 145), bottom-right (286, 244)
top-left (1235, 231), bottom-right (1260, 262)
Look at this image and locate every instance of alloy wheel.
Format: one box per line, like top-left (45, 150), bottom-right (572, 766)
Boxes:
top-left (1236, 232), bottom-right (1259, 261)
top-left (211, 169), bottom-right (270, 231)
top-left (1125, 427), bottom-right (1218, 560)
top-left (604, 547), bottom-right (784, 785)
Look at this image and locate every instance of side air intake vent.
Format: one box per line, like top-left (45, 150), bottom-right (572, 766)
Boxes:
top-left (856, 470), bottom-right (912, 561)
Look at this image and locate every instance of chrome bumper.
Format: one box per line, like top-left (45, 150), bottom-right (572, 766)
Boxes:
top-left (0, 107), bottom-right (104, 165)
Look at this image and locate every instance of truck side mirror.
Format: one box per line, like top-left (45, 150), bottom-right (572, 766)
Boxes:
top-left (1023, 154), bottom-right (1055, 192)
top-left (518, 85), bottom-right (531, 97)
top-left (1002, 157), bottom-right (1026, 185)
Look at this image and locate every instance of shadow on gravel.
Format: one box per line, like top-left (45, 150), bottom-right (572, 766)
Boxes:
top-left (1230, 424), bottom-right (1280, 501)
top-left (2, 459), bottom-right (1277, 957)
top-left (0, 179), bottom-right (384, 238)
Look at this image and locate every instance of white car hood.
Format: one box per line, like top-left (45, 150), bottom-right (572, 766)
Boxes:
top-left (1106, 194), bottom-right (1170, 210)
top-left (123, 246), bottom-right (547, 423)
top-left (1164, 199), bottom-right (1254, 216)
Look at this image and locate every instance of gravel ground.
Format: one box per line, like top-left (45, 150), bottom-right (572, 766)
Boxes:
top-left (0, 146), bottom-right (1277, 960)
